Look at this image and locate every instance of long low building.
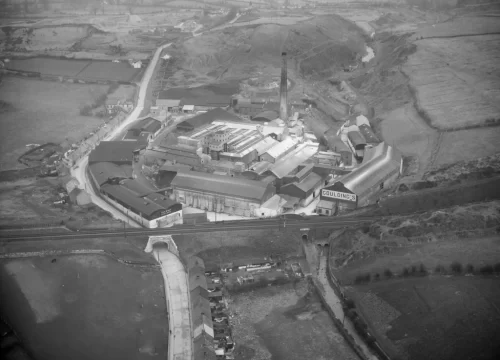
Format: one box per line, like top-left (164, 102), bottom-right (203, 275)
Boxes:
top-left (170, 170), bottom-right (276, 217)
top-left (317, 142), bottom-right (402, 215)
top-left (88, 143), bottom-right (183, 228)
top-left (99, 179), bottom-right (183, 228)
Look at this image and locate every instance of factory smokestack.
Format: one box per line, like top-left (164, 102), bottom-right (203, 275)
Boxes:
top-left (280, 52), bottom-right (288, 122)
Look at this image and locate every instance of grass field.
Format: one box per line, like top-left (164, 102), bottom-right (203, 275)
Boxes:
top-left (6, 58), bottom-right (90, 77)
top-left (433, 127), bottom-right (500, 168)
top-left (0, 255), bottom-right (167, 360)
top-left (0, 77), bottom-right (109, 170)
top-left (77, 61), bottom-right (142, 82)
top-left (345, 276), bottom-right (500, 360)
top-left (404, 32), bottom-right (500, 130)
top-left (229, 281), bottom-right (358, 360)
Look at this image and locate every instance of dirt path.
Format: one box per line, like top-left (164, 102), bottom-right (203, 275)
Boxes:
top-left (316, 256), bottom-right (378, 360)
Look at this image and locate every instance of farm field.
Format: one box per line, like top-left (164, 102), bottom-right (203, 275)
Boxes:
top-left (330, 200), bottom-right (500, 284)
top-left (380, 104), bottom-right (438, 174)
top-left (403, 32), bottom-right (500, 130)
top-left (5, 58), bottom-right (90, 77)
top-left (0, 77), bottom-right (109, 170)
top-left (345, 276), bottom-right (500, 360)
top-left (0, 254), bottom-right (168, 360)
top-left (77, 61), bottom-right (142, 82)
top-left (229, 281), bottom-right (358, 360)
top-left (432, 126), bottom-right (500, 168)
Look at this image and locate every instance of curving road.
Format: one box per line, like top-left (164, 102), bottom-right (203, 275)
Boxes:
top-left (69, 42), bottom-right (172, 229)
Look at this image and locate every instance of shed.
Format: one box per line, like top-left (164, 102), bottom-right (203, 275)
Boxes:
top-left (358, 124), bottom-right (380, 145)
top-left (252, 110), bottom-right (279, 122)
top-left (182, 104), bottom-right (195, 113)
top-left (89, 141), bottom-right (139, 165)
top-left (65, 177), bottom-right (80, 193)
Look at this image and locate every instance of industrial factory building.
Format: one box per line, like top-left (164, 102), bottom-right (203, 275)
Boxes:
top-left (317, 142), bottom-right (402, 215)
top-left (123, 117), bottom-right (163, 143)
top-left (88, 141), bottom-right (141, 165)
top-left (88, 142), bottom-right (183, 228)
top-left (278, 163), bottom-right (328, 207)
top-left (176, 108), bottom-right (241, 132)
top-left (169, 170), bottom-right (276, 217)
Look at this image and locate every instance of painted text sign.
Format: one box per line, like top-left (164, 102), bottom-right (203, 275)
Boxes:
top-left (322, 189), bottom-right (357, 202)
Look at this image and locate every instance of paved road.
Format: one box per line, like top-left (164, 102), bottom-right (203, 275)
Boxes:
top-left (153, 248), bottom-right (193, 360)
top-left (0, 218), bottom-right (376, 241)
top-left (70, 42), bottom-right (173, 228)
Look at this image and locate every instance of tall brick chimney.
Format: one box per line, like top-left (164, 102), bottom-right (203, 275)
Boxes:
top-left (279, 52), bottom-right (288, 122)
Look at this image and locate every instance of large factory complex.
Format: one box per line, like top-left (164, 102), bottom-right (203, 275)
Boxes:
top-left (87, 52), bottom-right (402, 227)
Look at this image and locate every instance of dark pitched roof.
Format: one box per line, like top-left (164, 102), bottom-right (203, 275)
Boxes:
top-left (89, 162), bottom-right (133, 186)
top-left (180, 95), bottom-right (231, 107)
top-left (171, 170), bottom-right (275, 203)
top-left (100, 179), bottom-right (180, 217)
top-left (176, 108), bottom-right (241, 131)
top-left (252, 110), bottom-right (279, 122)
top-left (89, 141), bottom-right (139, 165)
top-left (130, 117), bottom-right (162, 134)
top-left (358, 124), bottom-right (380, 144)
top-left (347, 131), bottom-right (366, 147)
top-left (158, 88), bottom-right (192, 100)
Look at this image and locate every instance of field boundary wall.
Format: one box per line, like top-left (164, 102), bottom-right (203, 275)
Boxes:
top-left (326, 245), bottom-right (391, 360)
top-left (309, 276), bottom-right (367, 360)
top-left (0, 249), bottom-right (160, 268)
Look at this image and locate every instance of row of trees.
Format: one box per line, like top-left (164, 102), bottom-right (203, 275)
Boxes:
top-left (354, 261), bottom-right (500, 284)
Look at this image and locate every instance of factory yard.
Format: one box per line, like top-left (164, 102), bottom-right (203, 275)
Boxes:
top-left (0, 254), bottom-right (168, 360)
top-left (229, 281), bottom-right (359, 360)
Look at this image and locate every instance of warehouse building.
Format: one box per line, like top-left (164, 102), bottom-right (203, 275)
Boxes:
top-left (89, 161), bottom-right (133, 187)
top-left (88, 141), bottom-right (141, 165)
top-left (170, 170), bottom-right (276, 217)
top-left (278, 163), bottom-right (327, 206)
top-left (260, 137), bottom-right (298, 163)
top-left (123, 117), bottom-right (163, 143)
top-left (176, 108), bottom-right (241, 132)
top-left (346, 131), bottom-right (367, 160)
top-left (99, 179), bottom-right (183, 228)
top-left (317, 142), bottom-right (402, 215)
top-left (159, 143), bottom-right (202, 167)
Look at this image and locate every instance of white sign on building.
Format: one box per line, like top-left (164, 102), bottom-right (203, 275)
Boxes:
top-left (322, 189), bottom-right (357, 202)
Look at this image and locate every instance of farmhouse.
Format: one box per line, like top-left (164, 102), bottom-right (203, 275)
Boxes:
top-left (317, 142), bottom-right (402, 215)
top-left (170, 170), bottom-right (276, 217)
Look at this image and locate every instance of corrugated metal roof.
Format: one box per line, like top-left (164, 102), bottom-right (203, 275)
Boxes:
top-left (101, 181), bottom-right (179, 217)
top-left (270, 144), bottom-right (318, 179)
top-left (358, 124), bottom-right (380, 144)
top-left (89, 141), bottom-right (138, 164)
top-left (89, 162), bottom-right (133, 186)
top-left (295, 172), bottom-right (324, 193)
top-left (264, 137), bottom-right (297, 160)
top-left (171, 170), bottom-right (274, 202)
top-left (339, 142), bottom-right (402, 196)
top-left (347, 131), bottom-right (366, 147)
top-left (253, 137), bottom-right (279, 155)
top-left (157, 99), bottom-right (181, 107)
top-left (250, 161), bottom-right (273, 175)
